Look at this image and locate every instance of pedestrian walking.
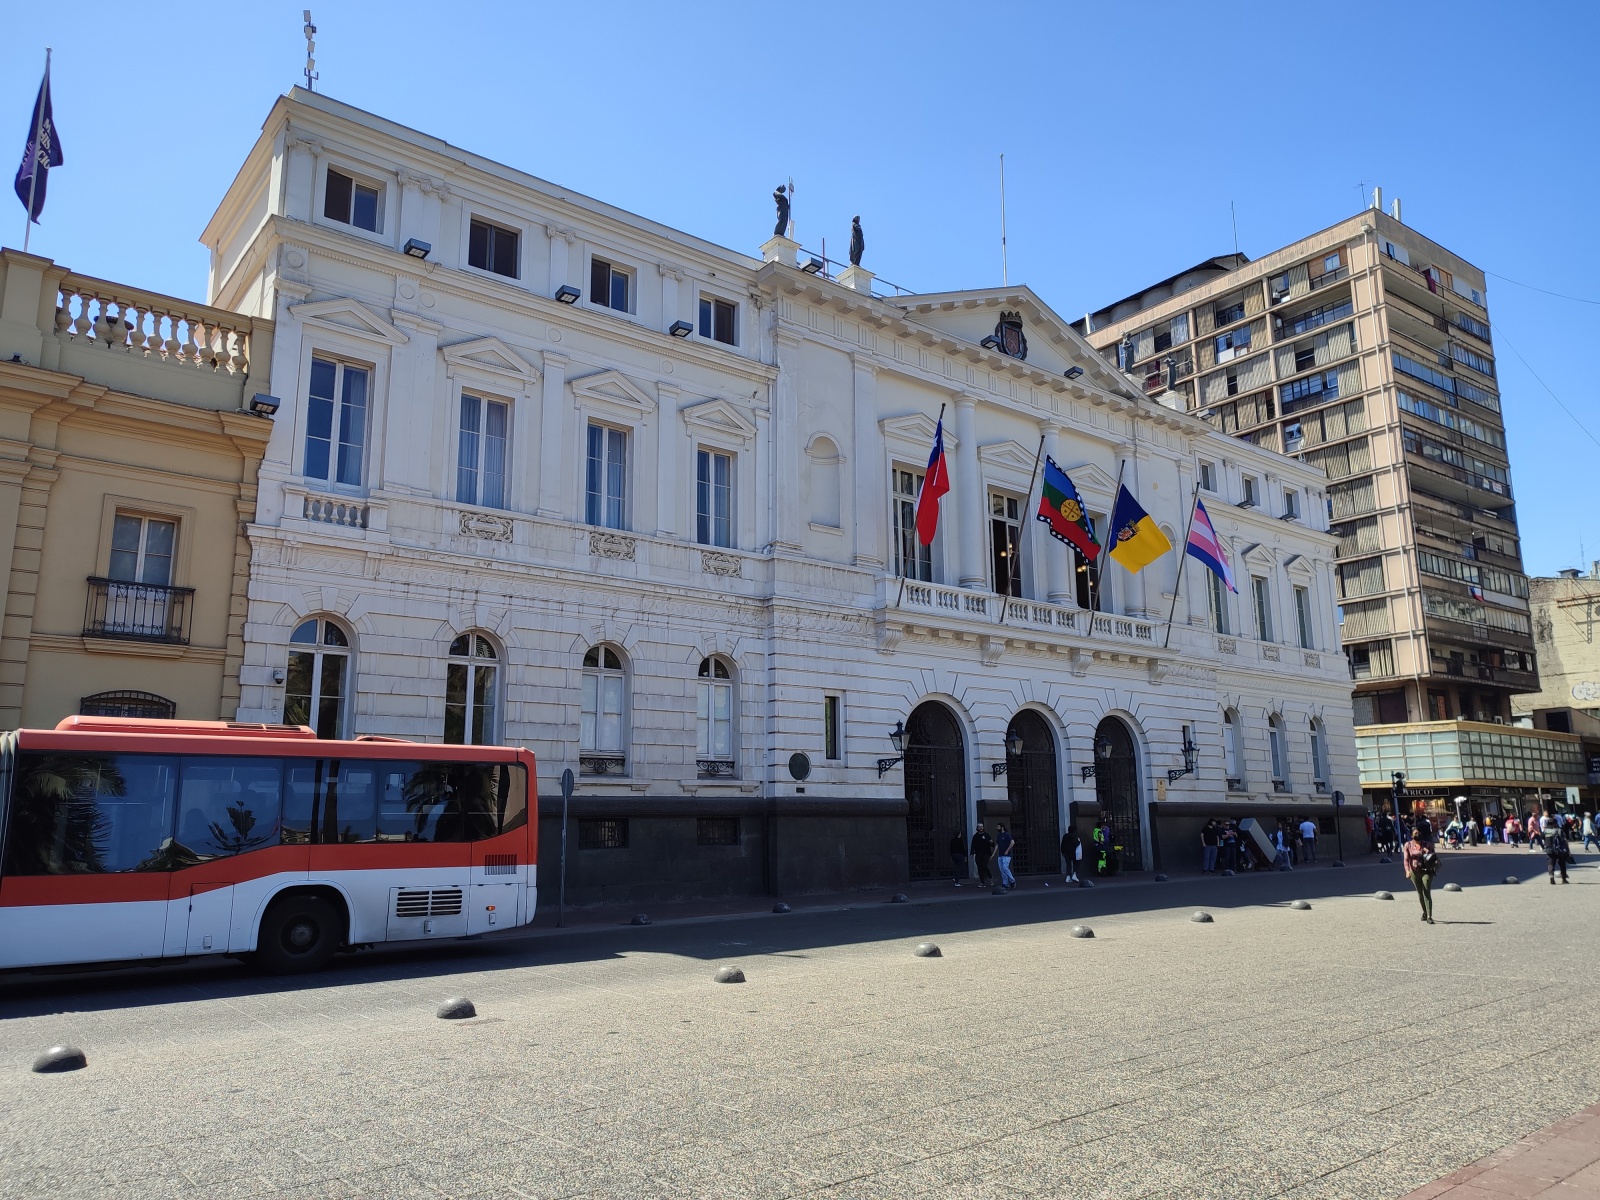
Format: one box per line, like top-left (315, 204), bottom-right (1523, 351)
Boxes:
top-left (1061, 828), bottom-right (1081, 883)
top-left (948, 831), bottom-right (967, 887)
top-left (1402, 826), bottom-right (1439, 924)
top-left (995, 824), bottom-right (1016, 890)
top-left (1583, 812), bottom-right (1597, 852)
top-left (1298, 815), bottom-right (1318, 863)
top-left (1221, 820), bottom-right (1240, 873)
top-left (1530, 814), bottom-right (1549, 852)
top-left (1483, 815), bottom-right (1497, 845)
top-left (1273, 823), bottom-right (1294, 871)
top-left (1548, 826), bottom-right (1572, 884)
top-left (1201, 819), bottom-right (1221, 873)
top-left (1467, 817), bottom-right (1480, 846)
top-left (970, 824), bottom-right (995, 888)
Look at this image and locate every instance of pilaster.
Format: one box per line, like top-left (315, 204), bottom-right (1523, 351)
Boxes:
top-left (954, 395), bottom-right (985, 589)
top-left (537, 350), bottom-right (569, 518)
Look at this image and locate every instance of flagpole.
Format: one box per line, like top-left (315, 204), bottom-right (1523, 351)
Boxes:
top-left (1162, 484), bottom-right (1202, 650)
top-left (997, 434), bottom-right (1045, 625)
top-left (21, 49), bottom-right (51, 254)
top-left (1082, 459), bottom-right (1126, 645)
top-left (897, 401), bottom-right (946, 610)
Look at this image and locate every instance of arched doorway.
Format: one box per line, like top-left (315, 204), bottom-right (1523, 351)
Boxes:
top-left (1005, 710), bottom-right (1060, 875)
top-left (903, 702), bottom-right (967, 881)
top-left (1093, 717), bottom-right (1143, 871)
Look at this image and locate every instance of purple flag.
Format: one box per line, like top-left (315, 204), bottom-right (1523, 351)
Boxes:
top-left (14, 64), bottom-right (64, 224)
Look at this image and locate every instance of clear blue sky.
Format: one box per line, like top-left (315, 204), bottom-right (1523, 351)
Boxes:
top-left (4, 1), bottom-right (1595, 577)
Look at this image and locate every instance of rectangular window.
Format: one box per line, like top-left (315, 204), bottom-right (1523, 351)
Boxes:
top-left (698, 296), bottom-right (737, 345)
top-left (1198, 461), bottom-right (1216, 492)
top-left (590, 258), bottom-right (630, 312)
top-left (696, 448), bottom-right (733, 548)
top-left (989, 491), bottom-right (1023, 597)
top-left (1242, 476), bottom-right (1259, 507)
top-left (578, 818), bottom-right (628, 849)
top-left (696, 817), bottom-right (740, 847)
top-left (892, 468), bottom-right (932, 581)
top-left (1215, 299), bottom-right (1246, 326)
top-left (1208, 569), bottom-right (1230, 635)
top-left (323, 168), bottom-right (380, 232)
top-left (585, 423), bottom-right (628, 529)
top-left (467, 219), bottom-right (519, 278)
top-left (1252, 575), bottom-right (1274, 642)
top-left (1294, 585), bottom-right (1314, 649)
top-left (823, 695), bottom-right (842, 760)
top-left (456, 394), bottom-right (509, 509)
top-left (109, 513), bottom-right (176, 586)
top-left (304, 356), bottom-right (369, 486)
top-left (1283, 490), bottom-right (1300, 520)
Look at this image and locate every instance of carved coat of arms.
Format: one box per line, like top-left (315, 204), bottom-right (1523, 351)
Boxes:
top-left (994, 311), bottom-right (1028, 360)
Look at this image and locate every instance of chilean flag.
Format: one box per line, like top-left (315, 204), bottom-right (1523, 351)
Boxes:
top-left (1185, 498), bottom-right (1236, 592)
top-left (914, 417), bottom-right (950, 546)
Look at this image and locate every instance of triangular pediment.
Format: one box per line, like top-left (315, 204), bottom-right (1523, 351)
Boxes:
top-left (680, 397), bottom-right (758, 441)
top-left (441, 336), bottom-right (539, 384)
top-left (570, 368), bottom-right (656, 415)
top-left (1053, 461), bottom-right (1119, 498)
top-left (878, 411), bottom-right (959, 452)
top-left (288, 297), bottom-right (409, 346)
top-left (1284, 553), bottom-right (1314, 579)
top-left (1241, 542), bottom-right (1276, 571)
top-left (978, 439), bottom-right (1040, 475)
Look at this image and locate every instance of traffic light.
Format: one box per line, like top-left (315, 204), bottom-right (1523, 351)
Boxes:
top-left (1391, 771), bottom-right (1406, 811)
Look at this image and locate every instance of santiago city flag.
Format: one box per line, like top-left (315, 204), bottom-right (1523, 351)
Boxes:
top-left (1035, 457), bottom-right (1100, 561)
top-left (1107, 483), bottom-right (1171, 573)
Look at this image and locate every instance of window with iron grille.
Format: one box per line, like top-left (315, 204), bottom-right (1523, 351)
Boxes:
top-left (696, 817), bottom-right (739, 847)
top-left (578, 818), bottom-right (628, 849)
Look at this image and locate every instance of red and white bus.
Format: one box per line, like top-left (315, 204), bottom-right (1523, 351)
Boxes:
top-left (0, 717), bottom-right (537, 973)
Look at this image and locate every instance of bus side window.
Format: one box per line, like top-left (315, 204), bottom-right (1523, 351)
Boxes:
top-left (376, 762), bottom-right (449, 842)
top-left (319, 760), bottom-right (376, 844)
top-left (447, 762), bottom-right (528, 841)
top-left (282, 762), bottom-right (317, 844)
top-left (3, 752), bottom-right (178, 874)
top-left (174, 758), bottom-right (283, 861)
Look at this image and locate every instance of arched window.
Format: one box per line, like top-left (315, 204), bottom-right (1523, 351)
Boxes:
top-left (697, 656), bottom-right (735, 775)
top-left (1309, 718), bottom-right (1328, 790)
top-left (285, 617), bottom-right (351, 738)
top-left (580, 645), bottom-right (627, 770)
top-left (1268, 714), bottom-right (1288, 790)
top-left (1223, 708), bottom-right (1242, 789)
top-left (445, 633), bottom-right (499, 745)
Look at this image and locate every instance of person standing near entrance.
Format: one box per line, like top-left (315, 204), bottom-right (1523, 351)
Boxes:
top-left (1061, 827), bottom-right (1081, 883)
top-left (1220, 820), bottom-right (1240, 873)
top-left (948, 831), bottom-right (967, 887)
top-left (970, 824), bottom-right (995, 888)
top-left (995, 824), bottom-right (1016, 890)
top-left (1201, 819), bottom-right (1221, 873)
top-left (1402, 826), bottom-right (1438, 924)
top-left (1298, 815), bottom-right (1318, 863)
top-left (1092, 817), bottom-right (1115, 876)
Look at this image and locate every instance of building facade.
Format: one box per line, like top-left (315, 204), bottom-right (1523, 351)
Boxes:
top-left (1077, 204), bottom-right (1537, 731)
top-left (0, 250), bottom-right (273, 727)
top-left (202, 90), bottom-right (1359, 905)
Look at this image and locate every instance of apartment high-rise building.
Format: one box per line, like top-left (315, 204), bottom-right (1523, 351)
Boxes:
top-left (1077, 203), bottom-right (1536, 737)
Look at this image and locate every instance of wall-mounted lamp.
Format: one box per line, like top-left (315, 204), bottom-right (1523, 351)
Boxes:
top-left (980, 335), bottom-right (1000, 351)
top-left (1064, 365), bottom-right (1085, 380)
top-left (668, 320), bottom-right (693, 338)
top-left (249, 393), bottom-right (281, 417)
top-left (555, 284), bottom-right (581, 304)
top-left (877, 719), bottom-right (908, 778)
top-left (800, 257), bottom-right (825, 275)
top-left (403, 238), bottom-right (432, 260)
top-left (1080, 735), bottom-right (1114, 781)
top-left (991, 728), bottom-right (1027, 779)
top-left (1166, 730), bottom-right (1199, 783)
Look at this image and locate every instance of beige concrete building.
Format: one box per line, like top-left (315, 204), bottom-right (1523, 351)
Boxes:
top-left (1515, 567), bottom-right (1600, 727)
top-left (1075, 202), bottom-right (1536, 734)
top-left (0, 250), bottom-right (274, 727)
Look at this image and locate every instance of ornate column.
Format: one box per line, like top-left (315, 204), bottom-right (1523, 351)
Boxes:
top-left (954, 394), bottom-right (985, 589)
top-left (536, 351), bottom-right (569, 519)
top-left (851, 355), bottom-right (885, 570)
top-left (655, 383), bottom-right (679, 539)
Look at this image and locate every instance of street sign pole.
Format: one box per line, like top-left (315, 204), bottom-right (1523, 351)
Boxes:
top-left (1332, 789), bottom-right (1345, 867)
top-left (557, 767), bottom-right (574, 929)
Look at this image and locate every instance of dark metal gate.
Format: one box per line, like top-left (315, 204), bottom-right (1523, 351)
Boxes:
top-left (904, 702), bottom-right (967, 881)
top-left (1005, 710), bottom-right (1060, 875)
top-left (1094, 717), bottom-right (1143, 871)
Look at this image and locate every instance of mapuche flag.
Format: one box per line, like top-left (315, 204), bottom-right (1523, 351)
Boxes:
top-left (14, 60), bottom-right (63, 224)
top-left (913, 416), bottom-right (950, 545)
top-left (1107, 482), bottom-right (1172, 572)
top-left (1035, 456), bottom-right (1100, 561)
top-left (1185, 498), bottom-right (1236, 592)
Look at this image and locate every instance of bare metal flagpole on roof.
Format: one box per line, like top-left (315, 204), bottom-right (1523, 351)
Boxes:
top-left (999, 154), bottom-right (1009, 286)
top-left (21, 49), bottom-right (51, 256)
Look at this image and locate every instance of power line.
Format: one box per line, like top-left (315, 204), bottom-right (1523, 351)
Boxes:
top-left (1486, 270), bottom-right (1600, 307)
top-left (1496, 329), bottom-right (1600, 452)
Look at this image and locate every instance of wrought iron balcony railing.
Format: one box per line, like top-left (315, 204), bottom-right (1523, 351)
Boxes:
top-left (83, 577), bottom-right (193, 645)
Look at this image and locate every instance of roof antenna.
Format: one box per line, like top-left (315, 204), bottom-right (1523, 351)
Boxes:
top-left (999, 153), bottom-right (1009, 286)
top-left (1230, 200), bottom-right (1240, 259)
top-left (303, 10), bottom-right (319, 92)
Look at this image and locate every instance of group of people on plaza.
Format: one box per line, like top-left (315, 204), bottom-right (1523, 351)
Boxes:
top-left (1369, 808), bottom-right (1597, 854)
top-left (948, 822), bottom-right (1094, 888)
top-left (1400, 807), bottom-right (1584, 924)
top-left (1199, 816), bottom-right (1323, 873)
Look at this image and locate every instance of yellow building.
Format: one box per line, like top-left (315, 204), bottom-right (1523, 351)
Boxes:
top-left (0, 249), bottom-right (274, 727)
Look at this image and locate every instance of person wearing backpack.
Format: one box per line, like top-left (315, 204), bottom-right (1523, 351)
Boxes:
top-left (1402, 826), bottom-right (1439, 924)
top-left (1547, 825), bottom-right (1572, 885)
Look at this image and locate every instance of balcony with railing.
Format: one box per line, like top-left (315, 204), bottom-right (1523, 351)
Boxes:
top-left (83, 577), bottom-right (194, 645)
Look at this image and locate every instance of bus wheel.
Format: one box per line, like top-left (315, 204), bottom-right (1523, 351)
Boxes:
top-left (255, 894), bottom-right (341, 974)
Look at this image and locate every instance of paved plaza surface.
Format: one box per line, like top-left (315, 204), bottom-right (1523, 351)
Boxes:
top-left (2, 846), bottom-right (1597, 1200)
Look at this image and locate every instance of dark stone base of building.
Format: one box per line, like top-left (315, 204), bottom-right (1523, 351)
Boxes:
top-left (535, 795), bottom-right (1376, 910)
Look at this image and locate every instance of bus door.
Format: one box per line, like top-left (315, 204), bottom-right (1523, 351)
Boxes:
top-left (166, 757), bottom-right (302, 956)
top-left (466, 757), bottom-right (531, 933)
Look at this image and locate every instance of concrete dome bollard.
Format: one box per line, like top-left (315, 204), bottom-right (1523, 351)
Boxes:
top-left (913, 942), bottom-right (941, 958)
top-left (713, 965), bottom-right (746, 984)
top-left (32, 1045), bottom-right (87, 1073)
top-left (436, 998), bottom-right (476, 1020)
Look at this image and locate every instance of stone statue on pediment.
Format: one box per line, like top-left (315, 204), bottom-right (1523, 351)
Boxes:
top-left (773, 185), bottom-right (790, 238)
top-left (849, 216), bottom-right (865, 267)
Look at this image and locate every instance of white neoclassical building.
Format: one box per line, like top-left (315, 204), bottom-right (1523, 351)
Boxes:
top-left (202, 89), bottom-right (1359, 903)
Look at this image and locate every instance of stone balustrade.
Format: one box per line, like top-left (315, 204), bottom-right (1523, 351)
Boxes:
top-left (895, 581), bottom-right (1160, 648)
top-left (54, 275), bottom-right (251, 374)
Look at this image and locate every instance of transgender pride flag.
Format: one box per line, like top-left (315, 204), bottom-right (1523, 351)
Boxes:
top-left (1186, 499), bottom-right (1236, 593)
